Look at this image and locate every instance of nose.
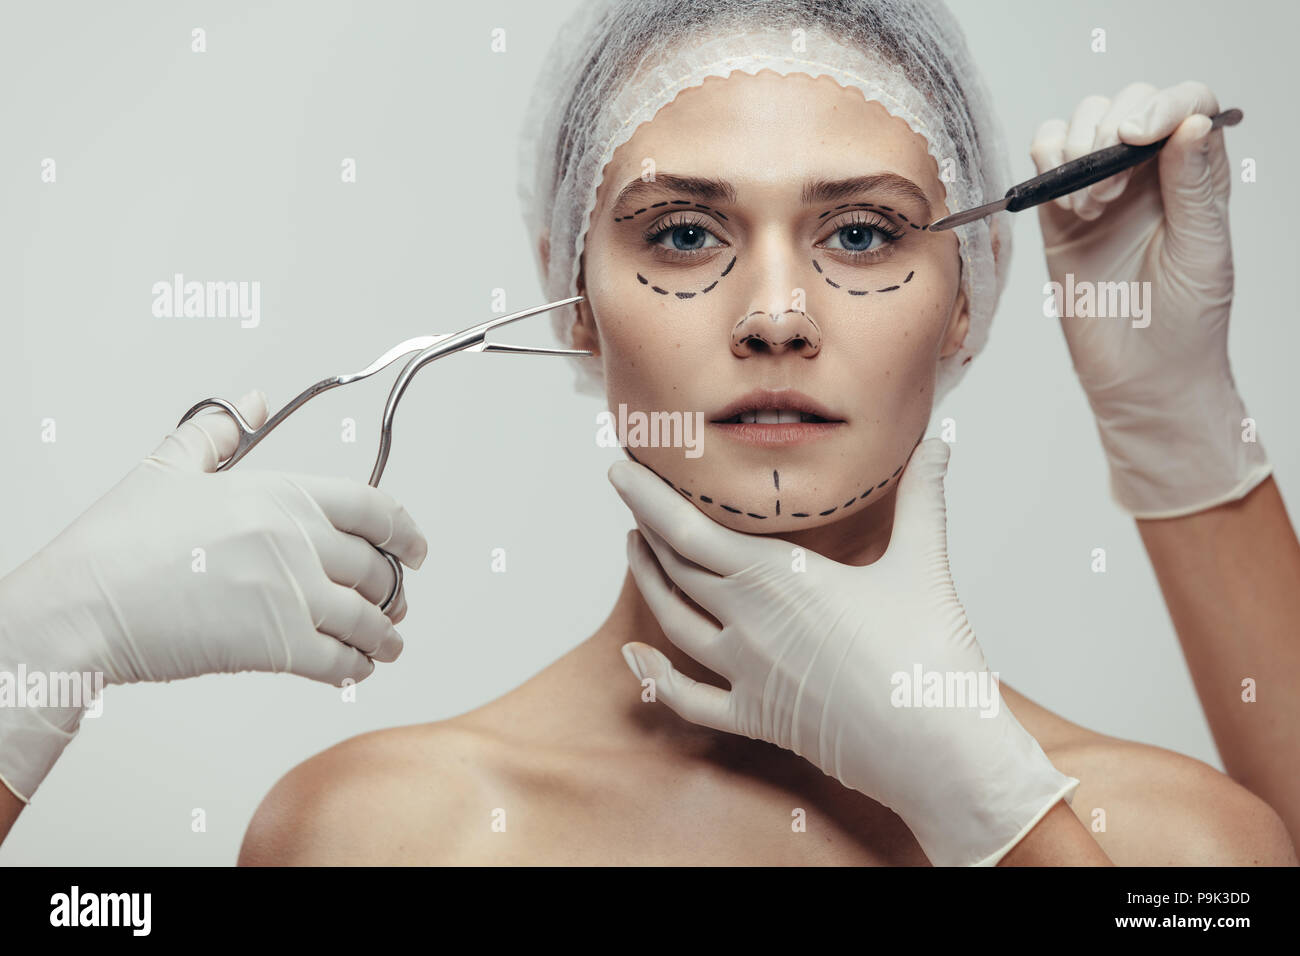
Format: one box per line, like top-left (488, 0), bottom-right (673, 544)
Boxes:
top-left (730, 309), bottom-right (822, 358)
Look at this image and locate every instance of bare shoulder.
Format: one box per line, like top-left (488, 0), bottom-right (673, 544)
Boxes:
top-left (1048, 735), bottom-right (1295, 865)
top-left (238, 721), bottom-right (499, 866)
top-left (1003, 686), bottom-right (1297, 866)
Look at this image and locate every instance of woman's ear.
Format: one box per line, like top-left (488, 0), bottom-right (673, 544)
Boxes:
top-left (540, 232), bottom-right (600, 357)
top-left (571, 265), bottom-right (601, 357)
top-left (939, 260), bottom-right (970, 359)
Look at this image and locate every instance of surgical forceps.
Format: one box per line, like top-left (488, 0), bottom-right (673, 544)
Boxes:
top-left (176, 294), bottom-right (587, 617)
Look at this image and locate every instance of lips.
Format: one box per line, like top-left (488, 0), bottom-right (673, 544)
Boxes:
top-left (709, 388), bottom-right (844, 424)
top-left (707, 388), bottom-right (846, 448)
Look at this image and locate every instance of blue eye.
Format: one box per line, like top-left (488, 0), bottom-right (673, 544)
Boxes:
top-left (645, 214), bottom-right (723, 253)
top-left (817, 213), bottom-right (905, 260)
top-left (664, 225), bottom-right (714, 250)
top-left (829, 224), bottom-right (885, 252)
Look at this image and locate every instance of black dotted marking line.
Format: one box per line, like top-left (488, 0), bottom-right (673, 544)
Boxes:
top-left (818, 202), bottom-right (925, 230)
top-left (627, 454), bottom-right (891, 520)
top-left (738, 313), bottom-right (810, 350)
top-left (615, 201), bottom-right (726, 223)
top-left (812, 262), bottom-right (916, 297)
top-left (637, 255), bottom-right (737, 300)
top-left (623, 430), bottom-right (926, 521)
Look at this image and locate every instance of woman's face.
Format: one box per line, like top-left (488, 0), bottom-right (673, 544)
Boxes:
top-left (576, 70), bottom-right (967, 555)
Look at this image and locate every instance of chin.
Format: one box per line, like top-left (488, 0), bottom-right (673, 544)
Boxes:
top-left (625, 441), bottom-right (903, 534)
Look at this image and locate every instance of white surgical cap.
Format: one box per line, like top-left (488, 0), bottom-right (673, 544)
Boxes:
top-left (518, 0), bottom-right (1012, 403)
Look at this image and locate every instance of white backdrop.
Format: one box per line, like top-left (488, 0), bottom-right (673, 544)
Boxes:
top-left (1, 0), bottom-right (1295, 864)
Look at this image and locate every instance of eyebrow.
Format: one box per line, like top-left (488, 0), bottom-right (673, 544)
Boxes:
top-left (802, 174), bottom-right (932, 221)
top-left (612, 174), bottom-right (736, 211)
top-left (610, 172), bottom-right (932, 220)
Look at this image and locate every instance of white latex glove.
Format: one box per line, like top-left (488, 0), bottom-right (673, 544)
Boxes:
top-left (1032, 80), bottom-right (1270, 519)
top-left (0, 388), bottom-right (428, 802)
top-left (608, 438), bottom-right (1079, 867)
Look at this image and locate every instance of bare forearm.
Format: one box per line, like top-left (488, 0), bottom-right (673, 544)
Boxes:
top-left (0, 781), bottom-right (23, 846)
top-left (1136, 475), bottom-right (1300, 844)
top-left (998, 800), bottom-right (1112, 866)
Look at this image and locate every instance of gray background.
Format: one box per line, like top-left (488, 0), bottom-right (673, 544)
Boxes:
top-left (1, 0), bottom-right (1295, 864)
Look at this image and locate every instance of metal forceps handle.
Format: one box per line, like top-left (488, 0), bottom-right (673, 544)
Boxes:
top-left (175, 293), bottom-right (587, 620)
top-left (176, 333), bottom-right (449, 473)
top-left (364, 295), bottom-right (589, 610)
top-left (367, 295), bottom-right (587, 487)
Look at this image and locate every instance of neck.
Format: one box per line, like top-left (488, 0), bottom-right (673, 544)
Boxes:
top-left (575, 489), bottom-right (899, 750)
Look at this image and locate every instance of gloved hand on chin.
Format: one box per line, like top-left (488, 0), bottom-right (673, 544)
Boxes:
top-left (609, 438), bottom-right (1079, 867)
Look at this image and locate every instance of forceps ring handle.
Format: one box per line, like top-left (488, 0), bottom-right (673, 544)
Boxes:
top-left (369, 460), bottom-right (402, 618)
top-left (177, 396), bottom-right (405, 619)
top-left (378, 552), bottom-right (402, 616)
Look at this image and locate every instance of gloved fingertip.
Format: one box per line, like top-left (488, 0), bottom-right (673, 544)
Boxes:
top-left (339, 651), bottom-right (375, 685)
top-left (607, 460), bottom-right (631, 490)
top-left (921, 436), bottom-right (951, 469)
top-left (380, 626), bottom-right (404, 661)
top-left (235, 388), bottom-right (269, 429)
top-left (1158, 118), bottom-right (1213, 182)
top-left (1089, 167), bottom-right (1129, 202)
top-left (620, 643), bottom-right (645, 681)
top-left (1121, 99), bottom-right (1160, 139)
top-left (1188, 114), bottom-right (1216, 152)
